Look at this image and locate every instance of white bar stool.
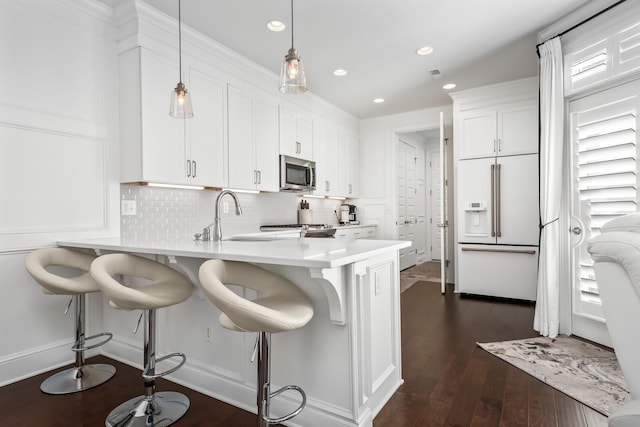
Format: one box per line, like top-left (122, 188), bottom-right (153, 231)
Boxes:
top-left (24, 247), bottom-right (116, 394)
top-left (90, 253), bottom-right (193, 427)
top-left (198, 260), bottom-right (314, 426)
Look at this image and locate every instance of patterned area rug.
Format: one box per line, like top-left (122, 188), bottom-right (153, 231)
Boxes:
top-left (400, 261), bottom-right (441, 293)
top-left (478, 336), bottom-right (631, 416)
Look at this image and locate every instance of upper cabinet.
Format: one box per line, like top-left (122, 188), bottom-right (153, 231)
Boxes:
top-left (187, 67), bottom-right (227, 187)
top-left (312, 118), bottom-right (338, 196)
top-left (458, 101), bottom-right (538, 159)
top-left (279, 106), bottom-right (313, 160)
top-left (345, 132), bottom-right (360, 197)
top-left (228, 85), bottom-right (279, 192)
top-left (119, 47), bottom-right (226, 188)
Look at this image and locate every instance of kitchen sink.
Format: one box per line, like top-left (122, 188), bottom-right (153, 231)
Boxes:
top-left (224, 236), bottom-right (278, 242)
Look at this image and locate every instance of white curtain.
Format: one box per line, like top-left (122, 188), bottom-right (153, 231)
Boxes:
top-left (534, 37), bottom-right (564, 337)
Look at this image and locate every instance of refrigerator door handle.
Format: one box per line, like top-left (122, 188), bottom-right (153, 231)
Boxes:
top-left (496, 163), bottom-right (502, 237)
top-left (490, 163), bottom-right (495, 237)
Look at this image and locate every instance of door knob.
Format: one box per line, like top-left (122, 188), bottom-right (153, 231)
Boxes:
top-left (571, 226), bottom-right (582, 235)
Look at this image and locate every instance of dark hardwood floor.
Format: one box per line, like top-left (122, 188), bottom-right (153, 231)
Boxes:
top-left (1, 281), bottom-right (608, 426)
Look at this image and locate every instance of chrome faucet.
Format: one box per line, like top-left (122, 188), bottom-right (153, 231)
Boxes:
top-left (203, 190), bottom-right (242, 241)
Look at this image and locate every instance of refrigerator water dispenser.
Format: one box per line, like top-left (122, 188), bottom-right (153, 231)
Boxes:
top-left (464, 201), bottom-right (488, 236)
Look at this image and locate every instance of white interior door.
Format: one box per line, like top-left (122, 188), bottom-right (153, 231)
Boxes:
top-left (397, 140), bottom-right (417, 270)
top-left (428, 148), bottom-right (442, 260)
top-left (569, 79), bottom-right (640, 346)
top-left (438, 112), bottom-right (448, 293)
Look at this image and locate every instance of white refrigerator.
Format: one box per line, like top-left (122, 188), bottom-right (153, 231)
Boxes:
top-left (456, 153), bottom-right (539, 300)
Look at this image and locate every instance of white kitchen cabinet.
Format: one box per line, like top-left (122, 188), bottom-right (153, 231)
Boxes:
top-left (458, 101), bottom-right (537, 159)
top-left (187, 67), bottom-right (227, 187)
top-left (119, 47), bottom-right (226, 187)
top-left (228, 85), bottom-right (279, 191)
top-left (335, 225), bottom-right (377, 239)
top-left (312, 118), bottom-right (339, 196)
top-left (279, 106), bottom-right (313, 160)
top-left (345, 132), bottom-right (360, 197)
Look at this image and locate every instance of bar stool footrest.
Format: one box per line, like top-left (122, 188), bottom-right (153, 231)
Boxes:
top-left (72, 331), bottom-right (113, 352)
top-left (262, 384), bottom-right (307, 424)
top-left (142, 352), bottom-right (187, 380)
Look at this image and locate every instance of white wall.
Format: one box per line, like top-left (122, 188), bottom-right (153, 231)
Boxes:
top-left (0, 0), bottom-right (119, 385)
top-left (359, 107), bottom-right (455, 277)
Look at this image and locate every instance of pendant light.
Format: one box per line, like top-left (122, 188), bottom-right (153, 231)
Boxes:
top-left (170, 0), bottom-right (193, 118)
top-left (279, 0), bottom-right (307, 94)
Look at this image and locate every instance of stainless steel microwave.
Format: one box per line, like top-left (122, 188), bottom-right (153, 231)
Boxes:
top-left (280, 155), bottom-right (316, 192)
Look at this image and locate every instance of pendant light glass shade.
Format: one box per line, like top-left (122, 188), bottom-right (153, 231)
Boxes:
top-left (170, 82), bottom-right (193, 118)
top-left (280, 48), bottom-right (307, 94)
top-left (279, 0), bottom-right (307, 94)
top-left (170, 0), bottom-right (193, 118)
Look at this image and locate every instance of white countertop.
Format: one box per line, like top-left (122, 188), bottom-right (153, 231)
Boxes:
top-left (57, 236), bottom-right (409, 269)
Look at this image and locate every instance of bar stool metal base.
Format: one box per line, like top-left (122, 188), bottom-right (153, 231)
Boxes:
top-left (105, 391), bottom-right (190, 427)
top-left (40, 363), bottom-right (116, 395)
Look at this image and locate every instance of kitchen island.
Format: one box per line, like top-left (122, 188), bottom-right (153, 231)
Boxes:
top-left (58, 236), bottom-right (410, 427)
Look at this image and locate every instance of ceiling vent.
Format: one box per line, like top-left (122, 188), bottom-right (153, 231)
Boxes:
top-left (429, 69), bottom-right (442, 80)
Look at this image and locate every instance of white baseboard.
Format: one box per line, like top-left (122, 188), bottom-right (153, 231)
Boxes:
top-left (0, 339), bottom-right (99, 387)
top-left (101, 338), bottom-right (370, 427)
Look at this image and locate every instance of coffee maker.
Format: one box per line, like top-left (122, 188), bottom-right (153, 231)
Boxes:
top-left (348, 204), bottom-right (358, 224)
top-left (337, 204), bottom-right (358, 225)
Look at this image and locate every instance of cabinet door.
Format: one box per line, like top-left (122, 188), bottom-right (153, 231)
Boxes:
top-left (296, 113), bottom-right (313, 160)
top-left (278, 106), bottom-right (298, 157)
top-left (458, 110), bottom-right (497, 159)
top-left (346, 133), bottom-right (360, 197)
top-left (139, 49), bottom-right (186, 183)
top-left (188, 68), bottom-right (226, 187)
top-left (254, 100), bottom-right (279, 192)
top-left (496, 154), bottom-right (539, 245)
top-left (312, 119), bottom-right (338, 196)
top-left (497, 103), bottom-right (538, 156)
top-left (228, 86), bottom-right (256, 190)
top-left (279, 106), bottom-right (313, 160)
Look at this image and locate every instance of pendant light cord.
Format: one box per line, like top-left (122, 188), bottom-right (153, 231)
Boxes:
top-left (290, 0), bottom-right (294, 49)
top-left (178, 0), bottom-right (183, 83)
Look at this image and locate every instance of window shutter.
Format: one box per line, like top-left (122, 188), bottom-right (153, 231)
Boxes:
top-left (574, 98), bottom-right (637, 319)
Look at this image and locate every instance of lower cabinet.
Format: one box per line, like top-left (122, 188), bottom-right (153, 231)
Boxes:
top-left (352, 250), bottom-right (402, 417)
top-left (335, 226), bottom-right (377, 239)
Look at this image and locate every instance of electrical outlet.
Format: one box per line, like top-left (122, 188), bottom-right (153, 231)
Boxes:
top-left (223, 201), bottom-right (229, 214)
top-left (205, 325), bottom-right (215, 343)
top-left (375, 274), bottom-right (382, 295)
top-left (121, 200), bottom-right (137, 216)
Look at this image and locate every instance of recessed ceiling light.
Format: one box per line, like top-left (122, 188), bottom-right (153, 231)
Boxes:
top-left (267, 20), bottom-right (285, 32)
top-left (442, 83), bottom-right (457, 90)
top-left (373, 98), bottom-right (385, 103)
top-left (333, 69), bottom-right (348, 76)
top-left (416, 46), bottom-right (434, 56)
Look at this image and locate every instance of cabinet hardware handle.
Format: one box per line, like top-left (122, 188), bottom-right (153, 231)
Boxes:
top-left (257, 170), bottom-right (261, 185)
top-left (187, 160), bottom-right (192, 177)
top-left (296, 141), bottom-right (301, 154)
top-left (498, 138), bottom-right (502, 152)
top-left (461, 247), bottom-right (536, 255)
top-left (192, 160), bottom-right (197, 178)
top-left (490, 164), bottom-right (495, 237)
top-left (496, 163), bottom-right (501, 237)
top-left (254, 170), bottom-right (258, 185)
top-left (349, 184), bottom-right (352, 194)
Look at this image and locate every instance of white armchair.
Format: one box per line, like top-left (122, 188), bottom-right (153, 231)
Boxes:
top-left (587, 213), bottom-right (640, 426)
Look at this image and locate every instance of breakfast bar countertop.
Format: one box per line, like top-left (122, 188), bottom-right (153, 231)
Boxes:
top-left (57, 235), bottom-right (410, 269)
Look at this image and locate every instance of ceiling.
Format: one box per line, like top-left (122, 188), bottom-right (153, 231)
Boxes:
top-left (100, 0), bottom-right (593, 119)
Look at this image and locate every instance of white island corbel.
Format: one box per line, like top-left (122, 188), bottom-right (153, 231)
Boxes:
top-left (58, 236), bottom-right (410, 427)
